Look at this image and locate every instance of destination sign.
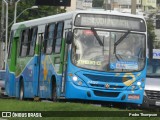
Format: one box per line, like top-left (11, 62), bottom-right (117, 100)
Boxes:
top-left (75, 14), bottom-right (146, 32)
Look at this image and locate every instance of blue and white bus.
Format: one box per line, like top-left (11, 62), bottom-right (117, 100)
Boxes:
top-left (6, 10), bottom-right (147, 104)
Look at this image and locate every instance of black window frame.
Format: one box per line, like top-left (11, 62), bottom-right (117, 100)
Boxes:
top-left (43, 21), bottom-right (64, 55)
top-left (54, 22), bottom-right (64, 54)
top-left (44, 23), bottom-right (56, 55)
top-left (8, 30), bottom-right (14, 59)
top-left (27, 27), bottom-right (38, 57)
top-left (19, 28), bottom-right (30, 57)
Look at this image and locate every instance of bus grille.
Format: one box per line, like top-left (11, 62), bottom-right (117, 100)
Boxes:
top-left (93, 90), bottom-right (120, 97)
top-left (83, 74), bottom-right (123, 83)
top-left (90, 84), bottom-right (124, 89)
top-left (145, 90), bottom-right (160, 100)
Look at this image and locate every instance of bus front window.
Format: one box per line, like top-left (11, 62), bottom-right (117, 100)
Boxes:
top-left (72, 29), bottom-right (145, 72)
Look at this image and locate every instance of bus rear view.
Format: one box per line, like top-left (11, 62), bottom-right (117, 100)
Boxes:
top-left (65, 11), bottom-right (147, 104)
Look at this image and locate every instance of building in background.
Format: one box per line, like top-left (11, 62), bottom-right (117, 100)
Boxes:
top-left (142, 0), bottom-right (157, 12)
top-left (66, 0), bottom-right (92, 12)
top-left (67, 0), bottom-right (143, 14)
top-left (111, 0), bottom-right (142, 14)
top-left (117, 0), bottom-right (142, 9)
top-left (66, 0), bottom-right (76, 12)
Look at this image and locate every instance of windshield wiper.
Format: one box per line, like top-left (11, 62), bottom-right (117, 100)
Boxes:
top-left (114, 30), bottom-right (130, 54)
top-left (91, 27), bottom-right (104, 46)
top-left (113, 30), bottom-right (130, 64)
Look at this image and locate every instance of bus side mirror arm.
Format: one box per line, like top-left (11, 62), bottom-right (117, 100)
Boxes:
top-left (66, 31), bottom-right (73, 44)
top-left (43, 40), bottom-right (47, 53)
top-left (148, 36), bottom-right (153, 59)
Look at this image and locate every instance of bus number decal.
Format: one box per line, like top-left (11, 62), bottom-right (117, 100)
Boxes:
top-left (88, 81), bottom-right (98, 85)
top-left (77, 60), bottom-right (101, 66)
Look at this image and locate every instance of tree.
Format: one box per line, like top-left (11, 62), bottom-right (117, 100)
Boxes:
top-left (1, 0), bottom-right (66, 36)
top-left (147, 19), bottom-right (157, 48)
top-left (14, 0), bottom-right (64, 23)
top-left (0, 0), bottom-right (65, 27)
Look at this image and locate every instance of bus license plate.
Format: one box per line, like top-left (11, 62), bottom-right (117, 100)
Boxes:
top-left (155, 101), bottom-right (160, 106)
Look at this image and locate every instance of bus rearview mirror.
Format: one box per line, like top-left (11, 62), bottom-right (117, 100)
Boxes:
top-left (148, 37), bottom-right (153, 59)
top-left (43, 40), bottom-right (47, 53)
top-left (66, 31), bottom-right (73, 44)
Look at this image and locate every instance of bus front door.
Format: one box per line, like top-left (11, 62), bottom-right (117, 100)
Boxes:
top-left (33, 33), bottom-right (43, 99)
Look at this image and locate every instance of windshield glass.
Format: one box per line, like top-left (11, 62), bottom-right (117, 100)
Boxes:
top-left (147, 59), bottom-right (160, 78)
top-left (72, 29), bottom-right (146, 72)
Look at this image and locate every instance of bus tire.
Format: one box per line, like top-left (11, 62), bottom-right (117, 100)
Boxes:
top-left (52, 79), bottom-right (57, 102)
top-left (19, 80), bottom-right (24, 100)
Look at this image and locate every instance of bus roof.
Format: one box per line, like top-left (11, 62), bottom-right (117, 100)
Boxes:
top-left (11, 10), bottom-right (145, 30)
top-left (11, 12), bottom-right (74, 30)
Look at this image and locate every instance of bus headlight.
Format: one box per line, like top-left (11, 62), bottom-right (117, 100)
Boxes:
top-left (127, 79), bottom-right (145, 91)
top-left (77, 81), bottom-right (83, 86)
top-left (137, 82), bottom-right (141, 86)
top-left (72, 76), bottom-right (78, 81)
top-left (71, 75), bottom-right (87, 87)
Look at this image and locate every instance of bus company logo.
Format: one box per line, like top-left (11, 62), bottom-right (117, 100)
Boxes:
top-left (105, 84), bottom-right (110, 89)
top-left (2, 112), bottom-right (11, 117)
top-left (1, 112), bottom-right (42, 118)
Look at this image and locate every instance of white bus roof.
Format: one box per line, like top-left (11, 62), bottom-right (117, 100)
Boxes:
top-left (11, 10), bottom-right (145, 30)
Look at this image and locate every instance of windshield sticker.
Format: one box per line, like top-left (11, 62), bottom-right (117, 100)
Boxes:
top-left (77, 60), bottom-right (101, 66)
top-left (110, 61), bottom-right (138, 70)
top-left (97, 31), bottom-right (109, 37)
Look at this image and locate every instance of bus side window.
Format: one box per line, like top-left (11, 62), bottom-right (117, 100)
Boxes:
top-left (28, 27), bottom-right (38, 56)
top-left (54, 22), bottom-right (64, 54)
top-left (44, 23), bottom-right (56, 54)
top-left (19, 29), bottom-right (30, 57)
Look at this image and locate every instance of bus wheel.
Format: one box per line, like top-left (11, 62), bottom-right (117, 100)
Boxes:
top-left (19, 81), bottom-right (24, 100)
top-left (52, 81), bottom-right (57, 102)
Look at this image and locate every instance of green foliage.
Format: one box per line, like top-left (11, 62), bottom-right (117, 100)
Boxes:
top-left (0, 99), bottom-right (118, 111)
top-left (147, 19), bottom-right (156, 45)
top-left (0, 0), bottom-right (66, 39)
top-left (0, 99), bottom-right (159, 120)
top-left (1, 0), bottom-right (65, 29)
top-left (13, 0), bottom-right (64, 23)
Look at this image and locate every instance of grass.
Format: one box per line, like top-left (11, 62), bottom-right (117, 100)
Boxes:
top-left (0, 99), bottom-right (159, 120)
top-left (0, 99), bottom-right (118, 111)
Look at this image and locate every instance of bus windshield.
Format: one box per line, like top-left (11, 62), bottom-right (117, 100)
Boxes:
top-left (72, 29), bottom-right (146, 72)
top-left (147, 59), bottom-right (160, 78)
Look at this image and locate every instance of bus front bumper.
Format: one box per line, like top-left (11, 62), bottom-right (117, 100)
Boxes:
top-left (65, 81), bottom-right (144, 104)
